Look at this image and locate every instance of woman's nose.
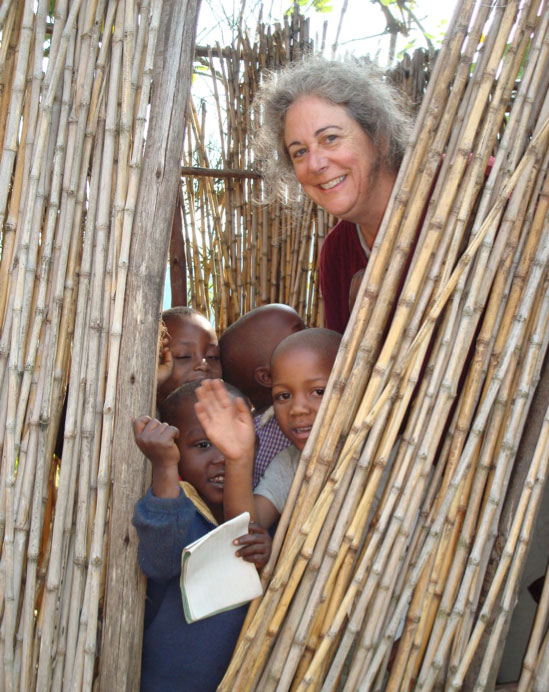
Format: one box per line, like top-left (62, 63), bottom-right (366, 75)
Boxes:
top-left (307, 146), bottom-right (327, 174)
top-left (195, 357), bottom-right (208, 370)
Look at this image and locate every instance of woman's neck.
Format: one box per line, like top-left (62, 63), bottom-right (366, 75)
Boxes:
top-left (356, 168), bottom-right (397, 250)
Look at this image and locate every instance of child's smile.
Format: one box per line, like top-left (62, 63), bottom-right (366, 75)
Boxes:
top-left (290, 424), bottom-right (313, 445)
top-left (208, 471), bottom-right (225, 488)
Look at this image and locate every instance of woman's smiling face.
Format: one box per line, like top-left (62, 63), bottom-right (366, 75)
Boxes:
top-left (284, 95), bottom-right (381, 225)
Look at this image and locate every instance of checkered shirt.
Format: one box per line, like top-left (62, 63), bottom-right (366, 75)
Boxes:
top-left (253, 407), bottom-right (291, 488)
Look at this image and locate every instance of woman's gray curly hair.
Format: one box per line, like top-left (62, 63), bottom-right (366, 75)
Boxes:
top-left (253, 55), bottom-right (413, 202)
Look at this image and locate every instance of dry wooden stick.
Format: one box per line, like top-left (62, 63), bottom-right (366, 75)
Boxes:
top-left (416, 194), bottom-right (549, 689)
top-left (451, 295), bottom-right (549, 688)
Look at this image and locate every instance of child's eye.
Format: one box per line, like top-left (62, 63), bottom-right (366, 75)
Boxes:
top-left (313, 388), bottom-right (325, 397)
top-left (274, 392), bottom-right (291, 402)
top-left (194, 440), bottom-right (212, 449)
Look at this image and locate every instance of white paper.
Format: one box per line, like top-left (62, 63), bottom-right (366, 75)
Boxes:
top-left (180, 512), bottom-right (263, 623)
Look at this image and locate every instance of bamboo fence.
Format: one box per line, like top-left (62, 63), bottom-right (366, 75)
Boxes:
top-left (0, 0), bottom-right (547, 691)
top-left (179, 11), bottom-right (328, 331)
top-left (215, 0), bottom-right (549, 690)
top-left (0, 0), bottom-right (200, 689)
top-left (0, 3), bottom-right (433, 689)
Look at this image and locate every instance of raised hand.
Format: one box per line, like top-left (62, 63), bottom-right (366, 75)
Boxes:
top-left (195, 379), bottom-right (255, 463)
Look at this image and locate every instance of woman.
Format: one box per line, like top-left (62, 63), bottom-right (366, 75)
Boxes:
top-left (253, 56), bottom-right (412, 333)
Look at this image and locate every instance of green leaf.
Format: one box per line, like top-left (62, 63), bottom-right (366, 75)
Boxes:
top-left (397, 38), bottom-right (417, 59)
top-left (292, 0), bottom-right (333, 12)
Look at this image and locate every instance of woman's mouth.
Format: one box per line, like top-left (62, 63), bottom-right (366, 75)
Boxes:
top-left (320, 175), bottom-right (345, 190)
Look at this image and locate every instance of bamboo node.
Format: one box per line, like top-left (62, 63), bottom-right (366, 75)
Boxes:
top-left (332, 377), bottom-right (346, 393)
top-left (300, 545), bottom-right (314, 560)
top-left (316, 454), bottom-right (334, 469)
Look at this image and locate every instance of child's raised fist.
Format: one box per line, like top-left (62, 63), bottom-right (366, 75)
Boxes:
top-left (132, 415), bottom-right (180, 470)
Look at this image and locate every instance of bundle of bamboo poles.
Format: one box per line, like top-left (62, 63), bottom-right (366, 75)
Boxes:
top-left (0, 3), bottom-right (437, 688)
top-left (0, 0), bottom-right (199, 688)
top-left (219, 1), bottom-right (549, 689)
top-left (1, 0), bottom-right (547, 689)
top-left (0, 3), bottom-right (438, 688)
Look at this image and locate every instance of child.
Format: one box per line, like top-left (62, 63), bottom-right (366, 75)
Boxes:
top-left (156, 306), bottom-right (222, 406)
top-left (195, 328), bottom-right (342, 530)
top-left (219, 304), bottom-right (305, 414)
top-left (219, 304), bottom-right (305, 486)
top-left (132, 381), bottom-right (271, 692)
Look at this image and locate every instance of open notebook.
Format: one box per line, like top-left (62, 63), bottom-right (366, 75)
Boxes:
top-left (180, 512), bottom-right (264, 623)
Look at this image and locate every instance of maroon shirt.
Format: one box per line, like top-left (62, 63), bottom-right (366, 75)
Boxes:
top-left (319, 219), bottom-right (368, 333)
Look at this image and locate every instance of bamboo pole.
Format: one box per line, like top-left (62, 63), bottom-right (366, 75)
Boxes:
top-left (98, 2), bottom-right (201, 688)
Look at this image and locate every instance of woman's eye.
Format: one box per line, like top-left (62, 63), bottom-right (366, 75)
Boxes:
top-left (206, 354), bottom-right (220, 360)
top-left (324, 134), bottom-right (338, 144)
top-left (175, 355), bottom-right (191, 360)
top-left (291, 147), bottom-right (306, 160)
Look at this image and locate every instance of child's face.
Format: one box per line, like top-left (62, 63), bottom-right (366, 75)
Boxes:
top-left (158, 314), bottom-right (222, 402)
top-left (174, 398), bottom-right (225, 516)
top-left (271, 346), bottom-right (331, 451)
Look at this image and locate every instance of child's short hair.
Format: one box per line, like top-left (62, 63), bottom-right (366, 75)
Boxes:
top-left (162, 306), bottom-right (205, 322)
top-left (159, 380), bottom-right (249, 428)
top-left (219, 303), bottom-right (305, 410)
top-left (271, 328), bottom-right (342, 366)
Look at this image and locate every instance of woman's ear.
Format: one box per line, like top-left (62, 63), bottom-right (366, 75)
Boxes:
top-left (255, 366), bottom-right (272, 388)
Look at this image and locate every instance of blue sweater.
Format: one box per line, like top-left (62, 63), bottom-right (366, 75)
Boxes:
top-left (132, 487), bottom-right (248, 692)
